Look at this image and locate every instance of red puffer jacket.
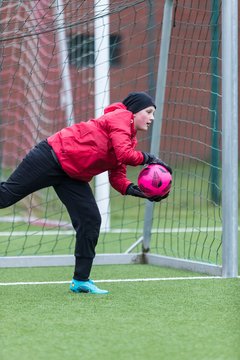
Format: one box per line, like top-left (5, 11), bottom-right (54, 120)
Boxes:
top-left (47, 102), bottom-right (144, 195)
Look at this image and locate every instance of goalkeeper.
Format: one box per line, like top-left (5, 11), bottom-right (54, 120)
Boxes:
top-left (0, 92), bottom-right (172, 294)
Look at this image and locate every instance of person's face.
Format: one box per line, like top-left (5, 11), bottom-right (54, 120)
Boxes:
top-left (133, 106), bottom-right (155, 131)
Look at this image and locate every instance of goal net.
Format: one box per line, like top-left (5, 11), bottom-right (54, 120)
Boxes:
top-left (0, 0), bottom-right (238, 276)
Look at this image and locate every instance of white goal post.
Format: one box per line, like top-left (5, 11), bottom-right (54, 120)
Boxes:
top-left (221, 0), bottom-right (238, 277)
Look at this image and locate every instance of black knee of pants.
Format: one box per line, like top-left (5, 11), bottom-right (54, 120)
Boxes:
top-left (74, 212), bottom-right (101, 258)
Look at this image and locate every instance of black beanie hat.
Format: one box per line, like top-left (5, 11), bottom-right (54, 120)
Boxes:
top-left (122, 92), bottom-right (156, 114)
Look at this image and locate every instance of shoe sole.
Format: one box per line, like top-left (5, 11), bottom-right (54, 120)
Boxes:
top-left (70, 287), bottom-right (108, 294)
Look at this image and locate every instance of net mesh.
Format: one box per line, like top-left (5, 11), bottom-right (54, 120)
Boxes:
top-left (152, 0), bottom-right (222, 264)
top-left (0, 0), bottom-right (223, 266)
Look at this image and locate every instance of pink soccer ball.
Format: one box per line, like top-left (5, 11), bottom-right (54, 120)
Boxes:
top-left (138, 163), bottom-right (172, 198)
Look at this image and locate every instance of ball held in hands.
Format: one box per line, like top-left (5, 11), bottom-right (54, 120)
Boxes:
top-left (138, 163), bottom-right (172, 199)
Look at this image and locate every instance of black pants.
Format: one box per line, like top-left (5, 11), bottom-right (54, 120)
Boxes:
top-left (0, 140), bottom-right (101, 280)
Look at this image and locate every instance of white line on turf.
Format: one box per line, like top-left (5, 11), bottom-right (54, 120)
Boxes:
top-left (1, 276), bottom-right (239, 286)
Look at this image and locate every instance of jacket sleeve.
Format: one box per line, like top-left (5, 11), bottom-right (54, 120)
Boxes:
top-left (106, 110), bottom-right (144, 166)
top-left (108, 164), bottom-right (132, 195)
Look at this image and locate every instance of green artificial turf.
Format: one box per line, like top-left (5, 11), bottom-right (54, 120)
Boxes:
top-left (0, 265), bottom-right (239, 360)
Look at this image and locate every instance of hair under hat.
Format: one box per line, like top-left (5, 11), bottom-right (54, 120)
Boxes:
top-left (122, 92), bottom-right (156, 114)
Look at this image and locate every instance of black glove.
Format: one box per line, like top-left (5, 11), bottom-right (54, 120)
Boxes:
top-left (126, 184), bottom-right (169, 203)
top-left (126, 184), bottom-right (147, 199)
top-left (141, 152), bottom-right (172, 174)
top-left (150, 191), bottom-right (170, 202)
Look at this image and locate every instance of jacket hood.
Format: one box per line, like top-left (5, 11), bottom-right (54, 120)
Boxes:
top-left (104, 102), bottom-right (127, 114)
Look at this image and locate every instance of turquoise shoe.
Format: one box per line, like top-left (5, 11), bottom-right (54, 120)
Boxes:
top-left (70, 279), bottom-right (109, 294)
